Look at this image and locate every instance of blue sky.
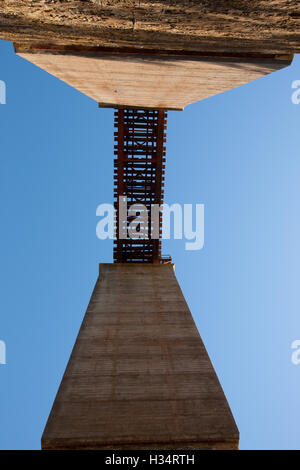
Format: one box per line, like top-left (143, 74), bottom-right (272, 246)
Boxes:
top-left (0, 39), bottom-right (300, 449)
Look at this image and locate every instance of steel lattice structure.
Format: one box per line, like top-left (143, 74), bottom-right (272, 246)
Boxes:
top-left (113, 108), bottom-right (171, 263)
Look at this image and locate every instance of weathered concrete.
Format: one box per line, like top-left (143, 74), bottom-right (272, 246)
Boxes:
top-left (42, 263), bottom-right (239, 450)
top-left (0, 1), bottom-right (299, 55)
top-left (4, 1), bottom-right (297, 108)
top-left (15, 49), bottom-right (292, 110)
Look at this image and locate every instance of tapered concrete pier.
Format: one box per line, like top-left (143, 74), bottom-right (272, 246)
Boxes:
top-left (42, 264), bottom-right (238, 450)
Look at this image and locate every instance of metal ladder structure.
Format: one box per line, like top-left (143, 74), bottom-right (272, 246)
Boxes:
top-left (113, 108), bottom-right (171, 263)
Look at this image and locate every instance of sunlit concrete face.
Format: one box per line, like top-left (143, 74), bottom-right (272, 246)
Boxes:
top-left (42, 263), bottom-right (239, 450)
top-left (16, 49), bottom-right (292, 110)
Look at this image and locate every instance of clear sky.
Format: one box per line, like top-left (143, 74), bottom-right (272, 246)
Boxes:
top-left (0, 39), bottom-right (300, 450)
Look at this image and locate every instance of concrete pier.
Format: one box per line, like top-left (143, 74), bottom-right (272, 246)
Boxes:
top-left (42, 263), bottom-right (239, 450)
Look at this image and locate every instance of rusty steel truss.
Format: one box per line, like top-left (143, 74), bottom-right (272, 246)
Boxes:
top-left (113, 108), bottom-right (171, 263)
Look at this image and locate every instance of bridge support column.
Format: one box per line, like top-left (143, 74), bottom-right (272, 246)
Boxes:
top-left (42, 263), bottom-right (238, 450)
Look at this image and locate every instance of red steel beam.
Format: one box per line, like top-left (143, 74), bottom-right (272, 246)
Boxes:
top-left (113, 108), bottom-right (171, 264)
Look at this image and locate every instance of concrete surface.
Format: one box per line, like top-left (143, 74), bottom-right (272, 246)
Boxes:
top-left (42, 263), bottom-right (239, 450)
top-left (16, 50), bottom-right (292, 110)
